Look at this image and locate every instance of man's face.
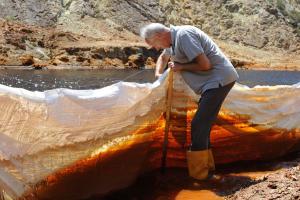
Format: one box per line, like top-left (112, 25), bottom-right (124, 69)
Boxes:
top-left (145, 33), bottom-right (170, 50)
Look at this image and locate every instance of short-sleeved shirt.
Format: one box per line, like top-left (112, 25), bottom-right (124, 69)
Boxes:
top-left (163, 25), bottom-right (239, 94)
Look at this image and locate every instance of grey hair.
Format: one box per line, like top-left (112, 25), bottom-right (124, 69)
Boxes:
top-left (140, 23), bottom-right (169, 39)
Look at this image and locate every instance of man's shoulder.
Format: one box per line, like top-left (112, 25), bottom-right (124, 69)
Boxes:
top-left (176, 25), bottom-right (201, 36)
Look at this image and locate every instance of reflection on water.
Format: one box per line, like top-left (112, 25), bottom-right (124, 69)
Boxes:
top-left (0, 69), bottom-right (299, 91)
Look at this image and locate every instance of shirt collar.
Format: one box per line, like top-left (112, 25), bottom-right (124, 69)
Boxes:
top-left (170, 25), bottom-right (177, 51)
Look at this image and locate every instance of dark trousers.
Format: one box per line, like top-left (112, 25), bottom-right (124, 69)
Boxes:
top-left (190, 81), bottom-right (235, 151)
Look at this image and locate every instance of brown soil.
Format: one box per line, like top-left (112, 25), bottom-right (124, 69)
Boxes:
top-left (1, 19), bottom-right (300, 71)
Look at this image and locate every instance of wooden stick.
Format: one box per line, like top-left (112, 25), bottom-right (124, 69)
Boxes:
top-left (161, 69), bottom-right (174, 173)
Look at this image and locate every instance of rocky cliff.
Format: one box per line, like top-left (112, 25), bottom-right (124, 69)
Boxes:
top-left (0, 0), bottom-right (299, 69)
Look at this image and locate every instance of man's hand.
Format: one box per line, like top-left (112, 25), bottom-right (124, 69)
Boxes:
top-left (168, 62), bottom-right (182, 72)
top-left (155, 53), bottom-right (170, 79)
top-left (155, 73), bottom-right (162, 78)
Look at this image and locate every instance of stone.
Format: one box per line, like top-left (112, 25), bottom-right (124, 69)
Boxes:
top-left (225, 3), bottom-right (240, 13)
top-left (127, 53), bottom-right (145, 68)
top-left (20, 54), bottom-right (34, 66)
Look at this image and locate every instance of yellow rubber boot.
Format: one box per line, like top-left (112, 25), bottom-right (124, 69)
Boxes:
top-left (186, 150), bottom-right (210, 180)
top-left (208, 149), bottom-right (215, 171)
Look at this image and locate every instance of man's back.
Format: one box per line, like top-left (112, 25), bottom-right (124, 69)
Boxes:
top-left (165, 25), bottom-right (239, 94)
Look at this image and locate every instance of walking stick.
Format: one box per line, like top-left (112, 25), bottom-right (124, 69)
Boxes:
top-left (161, 69), bottom-right (174, 174)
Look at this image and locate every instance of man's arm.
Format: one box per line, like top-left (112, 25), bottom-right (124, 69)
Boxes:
top-left (169, 53), bottom-right (211, 72)
top-left (155, 53), bottom-right (171, 78)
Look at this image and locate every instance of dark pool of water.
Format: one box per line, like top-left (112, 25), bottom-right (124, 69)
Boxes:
top-left (0, 69), bottom-right (299, 91)
top-left (237, 69), bottom-right (300, 87)
top-left (0, 69), bottom-right (156, 91)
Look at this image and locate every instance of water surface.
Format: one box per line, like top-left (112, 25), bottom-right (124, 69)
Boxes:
top-left (0, 69), bottom-right (299, 91)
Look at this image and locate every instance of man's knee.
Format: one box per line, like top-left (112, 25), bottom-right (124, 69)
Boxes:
top-left (192, 114), bottom-right (214, 130)
top-left (191, 140), bottom-right (209, 151)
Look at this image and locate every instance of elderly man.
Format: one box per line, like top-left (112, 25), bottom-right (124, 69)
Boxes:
top-left (140, 23), bottom-right (239, 180)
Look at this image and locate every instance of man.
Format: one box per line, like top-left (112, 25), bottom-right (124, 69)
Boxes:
top-left (140, 23), bottom-right (239, 180)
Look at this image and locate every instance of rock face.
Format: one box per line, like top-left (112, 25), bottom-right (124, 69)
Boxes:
top-left (0, 0), bottom-right (61, 26)
top-left (0, 0), bottom-right (299, 68)
top-left (161, 0), bottom-right (300, 52)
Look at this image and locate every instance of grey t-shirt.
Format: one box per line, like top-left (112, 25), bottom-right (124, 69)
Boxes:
top-left (164, 25), bottom-right (239, 94)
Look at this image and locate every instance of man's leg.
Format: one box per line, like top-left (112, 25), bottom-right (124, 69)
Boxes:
top-left (191, 82), bottom-right (235, 151)
top-left (187, 82), bottom-right (235, 180)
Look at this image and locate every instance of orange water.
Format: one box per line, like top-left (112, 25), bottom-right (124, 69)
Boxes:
top-left (21, 109), bottom-right (300, 199)
top-left (176, 190), bottom-right (224, 200)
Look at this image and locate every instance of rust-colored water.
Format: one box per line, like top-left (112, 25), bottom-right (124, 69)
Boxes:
top-left (20, 108), bottom-right (300, 199)
top-left (99, 151), bottom-right (300, 200)
top-left (21, 117), bottom-right (165, 199)
top-left (175, 190), bottom-right (224, 200)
